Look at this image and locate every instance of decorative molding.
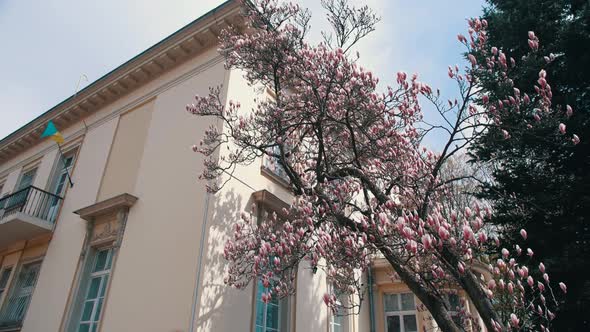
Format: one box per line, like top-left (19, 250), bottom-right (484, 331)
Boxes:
top-left (90, 221), bottom-right (119, 247)
top-left (74, 193), bottom-right (138, 222)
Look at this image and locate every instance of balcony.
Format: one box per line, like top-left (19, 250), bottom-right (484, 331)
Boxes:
top-left (0, 186), bottom-right (62, 247)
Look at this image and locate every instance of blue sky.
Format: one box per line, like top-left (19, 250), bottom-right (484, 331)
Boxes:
top-left (0, 0), bottom-right (485, 149)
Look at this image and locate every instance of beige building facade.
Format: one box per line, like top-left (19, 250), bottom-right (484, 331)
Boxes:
top-left (0, 1), bottom-right (487, 332)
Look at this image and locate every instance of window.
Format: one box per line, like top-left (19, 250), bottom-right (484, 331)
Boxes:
top-left (0, 261), bottom-right (42, 328)
top-left (254, 279), bottom-right (290, 332)
top-left (0, 183), bottom-right (5, 211)
top-left (5, 168), bottom-right (37, 212)
top-left (52, 153), bottom-right (75, 198)
top-left (48, 152), bottom-right (76, 222)
top-left (0, 267), bottom-right (13, 299)
top-left (262, 145), bottom-right (290, 183)
top-left (329, 286), bottom-right (349, 332)
top-left (383, 293), bottom-right (418, 332)
top-left (446, 293), bottom-right (465, 331)
top-left (77, 248), bottom-right (113, 332)
top-left (16, 169), bottom-right (36, 191)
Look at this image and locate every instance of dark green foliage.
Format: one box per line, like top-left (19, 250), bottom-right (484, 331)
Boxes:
top-left (471, 0), bottom-right (590, 330)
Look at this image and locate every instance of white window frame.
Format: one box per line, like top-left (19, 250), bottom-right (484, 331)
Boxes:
top-left (76, 247), bottom-right (113, 332)
top-left (383, 293), bottom-right (418, 332)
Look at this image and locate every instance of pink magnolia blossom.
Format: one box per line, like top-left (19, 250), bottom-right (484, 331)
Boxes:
top-left (572, 134), bottom-right (580, 145)
top-left (510, 313), bottom-right (520, 328)
top-left (188, 2), bottom-right (566, 331)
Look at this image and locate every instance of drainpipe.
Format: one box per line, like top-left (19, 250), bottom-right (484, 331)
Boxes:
top-left (189, 192), bottom-right (211, 332)
top-left (368, 267), bottom-right (376, 332)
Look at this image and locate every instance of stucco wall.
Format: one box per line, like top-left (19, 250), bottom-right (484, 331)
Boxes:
top-left (22, 117), bottom-right (119, 332)
top-left (99, 48), bottom-right (228, 332)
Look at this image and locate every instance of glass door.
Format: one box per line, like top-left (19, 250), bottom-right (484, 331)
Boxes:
top-left (48, 154), bottom-right (74, 222)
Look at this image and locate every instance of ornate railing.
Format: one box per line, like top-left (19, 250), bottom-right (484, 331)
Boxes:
top-left (0, 186), bottom-right (63, 224)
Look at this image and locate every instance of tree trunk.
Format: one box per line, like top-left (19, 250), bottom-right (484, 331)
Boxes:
top-left (378, 245), bottom-right (462, 332)
top-left (440, 247), bottom-right (504, 331)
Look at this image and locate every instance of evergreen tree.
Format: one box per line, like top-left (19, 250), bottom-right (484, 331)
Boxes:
top-left (472, 1), bottom-right (590, 330)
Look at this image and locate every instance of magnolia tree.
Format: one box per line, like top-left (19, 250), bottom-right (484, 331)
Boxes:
top-left (187, 0), bottom-right (574, 331)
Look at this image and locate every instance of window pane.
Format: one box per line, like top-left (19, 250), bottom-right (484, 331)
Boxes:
top-left (94, 298), bottom-right (104, 322)
top-left (403, 315), bottom-right (417, 332)
top-left (386, 315), bottom-right (401, 332)
top-left (266, 303), bottom-right (279, 329)
top-left (22, 265), bottom-right (40, 288)
top-left (400, 293), bottom-right (415, 311)
top-left (64, 156), bottom-right (73, 169)
top-left (78, 323), bottom-right (90, 332)
top-left (384, 294), bottom-right (399, 312)
top-left (87, 277), bottom-right (101, 300)
top-left (255, 300), bottom-right (265, 327)
top-left (0, 268), bottom-right (12, 288)
top-left (255, 280), bottom-right (265, 326)
top-left (17, 169), bottom-right (36, 189)
top-left (331, 314), bottom-right (343, 332)
top-left (99, 275), bottom-right (109, 297)
top-left (93, 251), bottom-right (108, 272)
top-left (81, 301), bottom-right (94, 321)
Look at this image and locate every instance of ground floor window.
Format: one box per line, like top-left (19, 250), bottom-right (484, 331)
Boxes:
top-left (254, 279), bottom-right (290, 332)
top-left (329, 284), bottom-right (349, 332)
top-left (0, 261), bottom-right (42, 328)
top-left (383, 293), bottom-right (418, 332)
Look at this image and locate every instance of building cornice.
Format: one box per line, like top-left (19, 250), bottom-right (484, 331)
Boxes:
top-left (0, 0), bottom-right (243, 164)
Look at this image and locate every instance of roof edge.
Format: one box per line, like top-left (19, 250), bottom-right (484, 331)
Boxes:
top-left (0, 0), bottom-right (241, 160)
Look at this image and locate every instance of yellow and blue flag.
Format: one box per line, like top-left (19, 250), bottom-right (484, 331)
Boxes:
top-left (41, 120), bottom-right (65, 144)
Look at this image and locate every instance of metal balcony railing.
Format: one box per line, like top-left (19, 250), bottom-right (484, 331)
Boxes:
top-left (0, 186), bottom-right (63, 224)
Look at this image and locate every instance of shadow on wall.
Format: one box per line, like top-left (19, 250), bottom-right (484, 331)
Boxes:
top-left (304, 263), bottom-right (330, 332)
top-left (195, 188), bottom-right (255, 331)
